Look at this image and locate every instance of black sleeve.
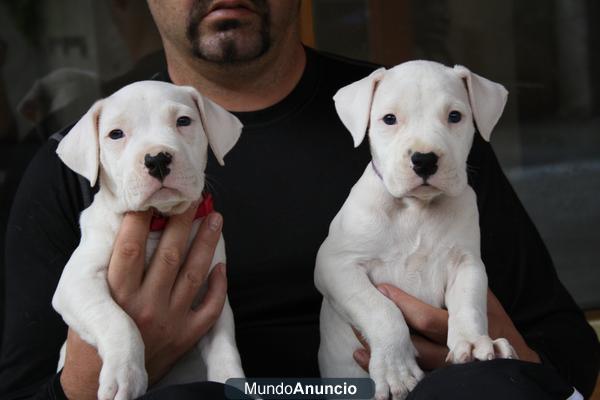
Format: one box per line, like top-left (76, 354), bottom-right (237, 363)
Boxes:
top-left (468, 134), bottom-right (600, 398)
top-left (0, 139), bottom-right (84, 400)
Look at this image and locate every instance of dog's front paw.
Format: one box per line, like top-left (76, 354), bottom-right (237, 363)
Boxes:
top-left (446, 335), bottom-right (518, 364)
top-left (369, 345), bottom-right (424, 400)
top-left (98, 356), bottom-right (148, 400)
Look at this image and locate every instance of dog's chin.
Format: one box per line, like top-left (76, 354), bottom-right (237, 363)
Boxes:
top-left (138, 187), bottom-right (193, 215)
top-left (405, 184), bottom-right (443, 201)
top-left (387, 179), bottom-right (444, 202)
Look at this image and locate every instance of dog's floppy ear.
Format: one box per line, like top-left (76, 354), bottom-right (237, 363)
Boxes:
top-left (333, 67), bottom-right (386, 147)
top-left (187, 87), bottom-right (243, 166)
top-left (453, 65), bottom-right (508, 142)
top-left (56, 100), bottom-right (103, 186)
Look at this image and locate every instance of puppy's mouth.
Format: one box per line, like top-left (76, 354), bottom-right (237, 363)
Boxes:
top-left (411, 183), bottom-right (441, 193)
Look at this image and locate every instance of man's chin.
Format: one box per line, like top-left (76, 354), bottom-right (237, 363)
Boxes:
top-left (194, 36), bottom-right (268, 63)
top-left (191, 19), bottom-right (269, 63)
top-left (186, 0), bottom-right (270, 63)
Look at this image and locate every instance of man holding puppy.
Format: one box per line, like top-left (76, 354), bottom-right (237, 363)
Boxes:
top-left (1, 1), bottom-right (598, 399)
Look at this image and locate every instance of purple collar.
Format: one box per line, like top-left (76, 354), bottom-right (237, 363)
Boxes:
top-left (371, 160), bottom-right (383, 181)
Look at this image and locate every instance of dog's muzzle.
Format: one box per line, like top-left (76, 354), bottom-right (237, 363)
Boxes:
top-left (144, 151), bottom-right (173, 182)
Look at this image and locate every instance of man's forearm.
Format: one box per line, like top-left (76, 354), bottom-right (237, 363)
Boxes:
top-left (60, 330), bottom-right (102, 400)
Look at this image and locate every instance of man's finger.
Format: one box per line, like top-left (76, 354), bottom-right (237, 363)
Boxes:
top-left (108, 210), bottom-right (152, 302)
top-left (353, 349), bottom-right (370, 372)
top-left (170, 212), bottom-right (222, 311)
top-left (378, 284), bottom-right (448, 344)
top-left (351, 326), bottom-right (371, 353)
top-left (143, 204), bottom-right (197, 301)
top-left (187, 263), bottom-right (227, 337)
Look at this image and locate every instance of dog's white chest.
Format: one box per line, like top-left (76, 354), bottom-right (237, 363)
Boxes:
top-left (361, 201), bottom-right (463, 308)
top-left (366, 233), bottom-right (449, 308)
top-left (331, 180), bottom-right (481, 311)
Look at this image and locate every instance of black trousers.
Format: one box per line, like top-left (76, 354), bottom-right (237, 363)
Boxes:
top-left (140, 381), bottom-right (250, 399)
top-left (407, 359), bottom-right (576, 400)
top-left (139, 360), bottom-right (576, 399)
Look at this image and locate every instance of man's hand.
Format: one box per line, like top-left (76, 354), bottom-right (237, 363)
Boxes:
top-left (353, 285), bottom-right (540, 372)
top-left (60, 206), bottom-right (228, 399)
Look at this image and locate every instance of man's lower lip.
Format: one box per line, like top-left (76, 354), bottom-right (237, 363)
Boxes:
top-left (205, 7), bottom-right (255, 19)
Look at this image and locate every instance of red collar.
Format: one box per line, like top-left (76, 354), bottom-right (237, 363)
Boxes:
top-left (149, 193), bottom-right (214, 232)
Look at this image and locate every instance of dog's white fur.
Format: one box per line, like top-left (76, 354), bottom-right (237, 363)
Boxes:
top-left (315, 61), bottom-right (517, 400)
top-left (52, 81), bottom-right (245, 400)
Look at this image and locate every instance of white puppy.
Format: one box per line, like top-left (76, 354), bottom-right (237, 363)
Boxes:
top-left (315, 61), bottom-right (518, 400)
top-left (52, 81), bottom-right (245, 400)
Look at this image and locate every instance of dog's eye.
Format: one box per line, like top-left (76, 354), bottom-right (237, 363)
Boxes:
top-left (108, 129), bottom-right (124, 140)
top-left (176, 116), bottom-right (192, 127)
top-left (448, 111), bottom-right (462, 123)
top-left (382, 114), bottom-right (397, 125)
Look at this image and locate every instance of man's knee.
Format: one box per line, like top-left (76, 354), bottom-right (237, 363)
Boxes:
top-left (408, 359), bottom-right (575, 400)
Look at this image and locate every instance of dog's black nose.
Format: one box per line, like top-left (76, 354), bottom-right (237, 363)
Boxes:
top-left (144, 151), bottom-right (173, 181)
top-left (411, 152), bottom-right (438, 179)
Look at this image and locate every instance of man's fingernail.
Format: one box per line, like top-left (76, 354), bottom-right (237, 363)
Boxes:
top-left (378, 286), bottom-right (389, 297)
top-left (220, 263), bottom-right (227, 277)
top-left (208, 213), bottom-right (221, 231)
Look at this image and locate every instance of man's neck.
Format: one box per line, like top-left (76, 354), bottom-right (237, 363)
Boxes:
top-left (165, 35), bottom-right (306, 112)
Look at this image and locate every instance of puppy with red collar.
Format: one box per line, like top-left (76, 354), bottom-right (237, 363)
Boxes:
top-left (52, 81), bottom-right (244, 400)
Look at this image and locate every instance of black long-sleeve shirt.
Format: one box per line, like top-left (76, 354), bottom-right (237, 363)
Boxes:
top-left (1, 48), bottom-right (598, 399)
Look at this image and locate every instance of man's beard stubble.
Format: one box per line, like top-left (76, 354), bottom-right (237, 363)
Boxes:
top-left (186, 0), bottom-right (271, 64)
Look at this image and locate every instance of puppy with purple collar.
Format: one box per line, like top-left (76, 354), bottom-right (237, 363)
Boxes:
top-left (52, 81), bottom-right (245, 400)
top-left (315, 61), bottom-right (517, 400)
